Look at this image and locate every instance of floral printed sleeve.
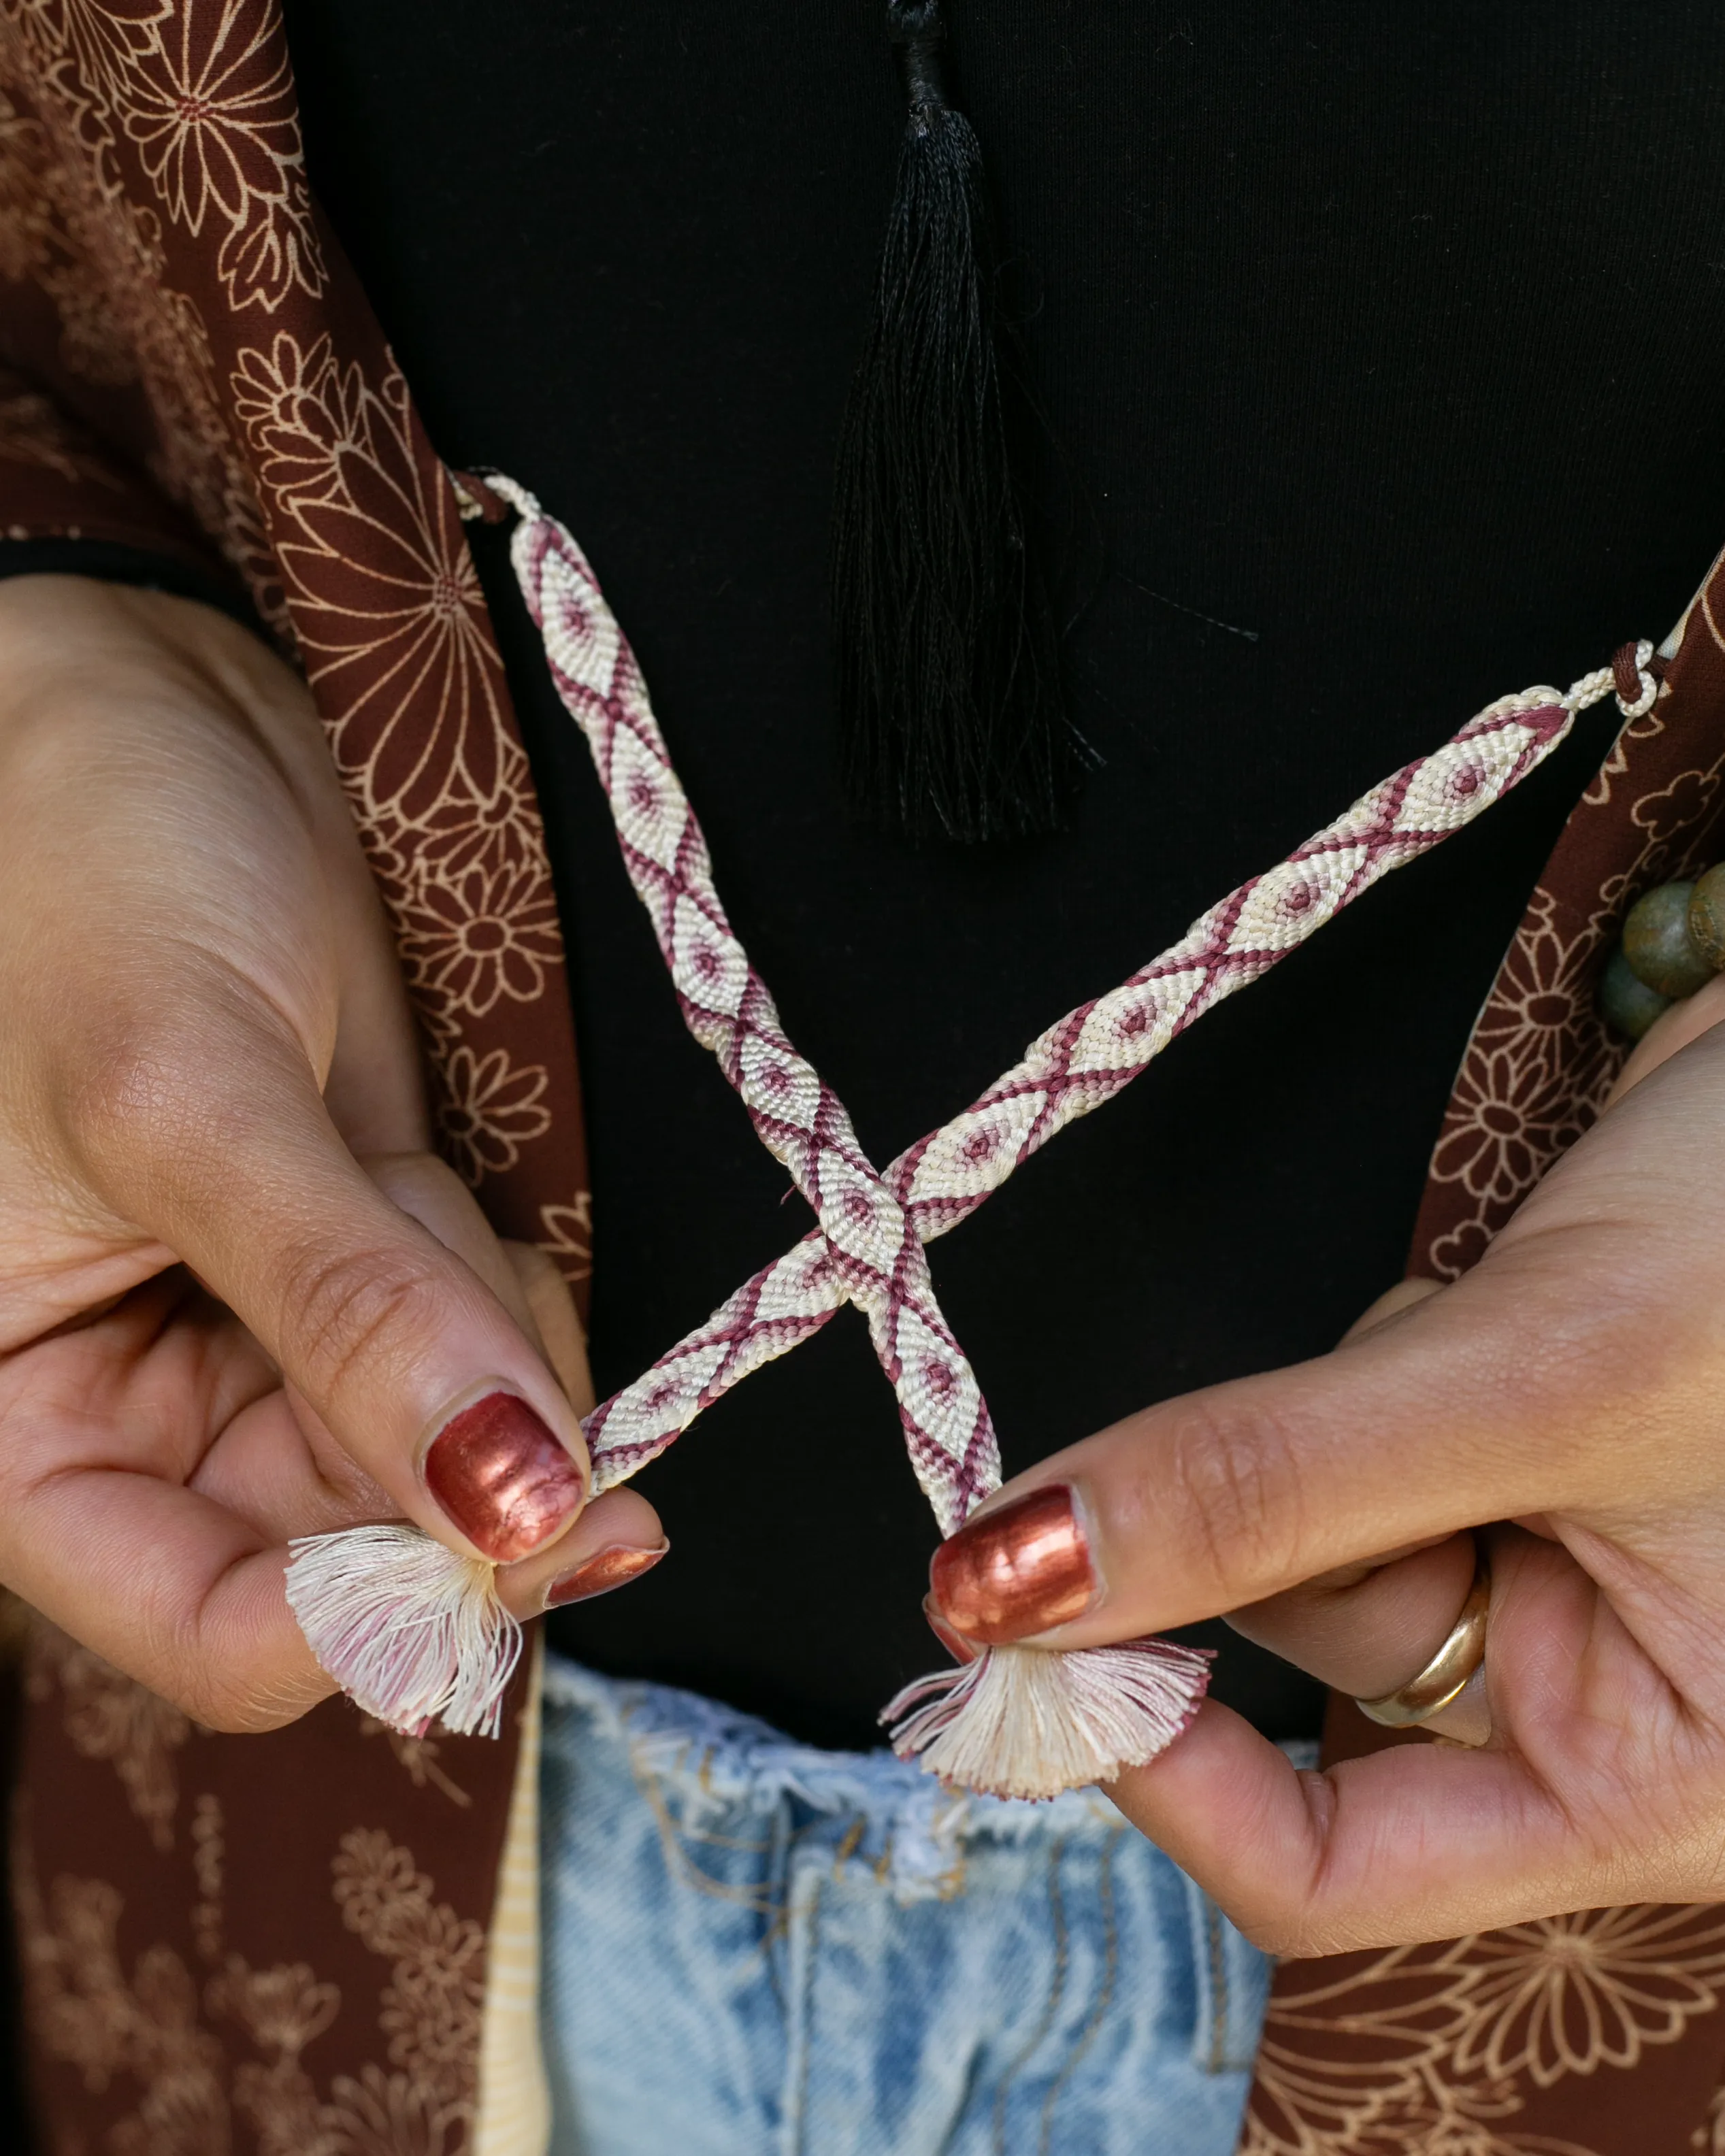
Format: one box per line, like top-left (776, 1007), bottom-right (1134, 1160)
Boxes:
top-left (0, 12), bottom-right (579, 2149)
top-left (0, 6), bottom-right (590, 1284)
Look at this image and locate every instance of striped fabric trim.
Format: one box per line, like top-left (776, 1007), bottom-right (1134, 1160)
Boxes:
top-left (474, 1635), bottom-right (551, 2156)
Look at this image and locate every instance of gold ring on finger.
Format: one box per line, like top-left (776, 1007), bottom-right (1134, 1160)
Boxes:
top-left (1355, 1548), bottom-right (1490, 1731)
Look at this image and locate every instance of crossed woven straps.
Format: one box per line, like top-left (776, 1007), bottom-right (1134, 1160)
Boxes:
top-left (489, 474), bottom-right (1641, 1531)
top-left (286, 467), bottom-right (1654, 1791)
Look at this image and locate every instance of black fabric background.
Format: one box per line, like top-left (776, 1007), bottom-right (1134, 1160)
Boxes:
top-left (278, 2), bottom-right (1725, 1746)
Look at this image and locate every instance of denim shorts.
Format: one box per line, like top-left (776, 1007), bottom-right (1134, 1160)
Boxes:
top-left (539, 1653), bottom-right (1292, 2156)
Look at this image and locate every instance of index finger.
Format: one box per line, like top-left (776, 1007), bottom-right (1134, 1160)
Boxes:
top-left (930, 1247), bottom-right (1643, 1652)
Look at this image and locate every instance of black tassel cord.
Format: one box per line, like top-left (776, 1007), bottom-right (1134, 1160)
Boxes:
top-left (831, 0), bottom-right (1087, 844)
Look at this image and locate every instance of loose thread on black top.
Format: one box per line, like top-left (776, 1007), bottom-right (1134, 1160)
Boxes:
top-left (831, 0), bottom-right (1085, 844)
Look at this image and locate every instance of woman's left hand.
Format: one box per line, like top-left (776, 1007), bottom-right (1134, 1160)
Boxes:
top-left (927, 978), bottom-right (1725, 1954)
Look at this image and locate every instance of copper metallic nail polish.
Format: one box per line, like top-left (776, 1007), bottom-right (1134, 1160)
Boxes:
top-left (930, 1483), bottom-right (1096, 1645)
top-left (423, 1391), bottom-right (585, 1563)
top-left (922, 1594), bottom-right (981, 1665)
top-left (544, 1540), bottom-right (668, 1608)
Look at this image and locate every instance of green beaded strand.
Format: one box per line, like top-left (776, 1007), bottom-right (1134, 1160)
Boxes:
top-left (1623, 882), bottom-right (1712, 998)
top-left (1689, 862), bottom-right (1725, 968)
top-left (1600, 867), bottom-right (1725, 1040)
top-left (1600, 949), bottom-right (1673, 1040)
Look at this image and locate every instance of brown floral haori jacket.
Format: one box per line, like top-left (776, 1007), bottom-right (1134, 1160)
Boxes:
top-left (1, 5), bottom-right (1724, 2152)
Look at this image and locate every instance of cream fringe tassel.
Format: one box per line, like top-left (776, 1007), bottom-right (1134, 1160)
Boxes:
top-left (882, 1636), bottom-right (1213, 1800)
top-left (285, 1525), bottom-right (519, 1739)
top-left (286, 1523), bottom-right (1209, 1796)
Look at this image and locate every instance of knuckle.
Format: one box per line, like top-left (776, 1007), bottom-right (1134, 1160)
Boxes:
top-left (55, 1004), bottom-right (199, 1152)
top-left (181, 1666), bottom-right (318, 1735)
top-left (52, 991), bottom-right (263, 1189)
top-left (163, 1612), bottom-right (329, 1735)
top-left (1469, 1282), bottom-right (1702, 1493)
top-left (1214, 1868), bottom-right (1343, 1958)
top-left (1229, 1904), bottom-right (1302, 1957)
top-left (1243, 1909), bottom-right (1329, 1959)
top-left (278, 1239), bottom-right (453, 1406)
top-left (360, 1148), bottom-right (468, 1214)
top-left (146, 1568), bottom-right (331, 1736)
top-left (1187, 1876), bottom-right (1318, 1959)
top-left (506, 1238), bottom-right (565, 1304)
top-left (1164, 1398), bottom-right (1307, 1604)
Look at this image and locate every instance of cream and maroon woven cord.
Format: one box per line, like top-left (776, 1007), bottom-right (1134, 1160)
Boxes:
top-left (506, 464), bottom-right (1635, 1517)
top-left (286, 469), bottom-right (1653, 1795)
top-left (491, 475), bottom-right (998, 1533)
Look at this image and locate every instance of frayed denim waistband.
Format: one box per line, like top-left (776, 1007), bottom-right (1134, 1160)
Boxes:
top-left (539, 1653), bottom-right (1291, 2149)
top-left (542, 1651), bottom-right (1315, 1905)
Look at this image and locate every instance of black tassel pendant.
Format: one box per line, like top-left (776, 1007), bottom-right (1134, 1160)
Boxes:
top-left (832, 0), bottom-right (1085, 844)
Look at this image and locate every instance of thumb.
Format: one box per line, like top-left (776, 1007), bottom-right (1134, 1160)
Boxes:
top-left (76, 996), bottom-right (589, 1567)
top-left (927, 1249), bottom-right (1639, 1648)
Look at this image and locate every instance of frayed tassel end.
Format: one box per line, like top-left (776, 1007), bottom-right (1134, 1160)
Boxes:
top-left (882, 1637), bottom-right (1212, 1801)
top-left (285, 1524), bottom-right (523, 1740)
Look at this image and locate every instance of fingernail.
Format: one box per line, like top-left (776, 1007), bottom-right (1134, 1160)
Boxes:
top-left (424, 1390), bottom-right (585, 1563)
top-left (923, 1594), bottom-right (981, 1665)
top-left (544, 1540), bottom-right (668, 1608)
top-left (929, 1484), bottom-right (1096, 1645)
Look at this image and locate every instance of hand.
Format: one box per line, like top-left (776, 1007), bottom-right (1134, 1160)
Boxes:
top-left (927, 977), bottom-right (1725, 1953)
top-left (0, 577), bottom-right (661, 1729)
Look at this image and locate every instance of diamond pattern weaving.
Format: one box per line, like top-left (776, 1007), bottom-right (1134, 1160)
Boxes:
top-left (288, 471), bottom-right (1651, 1798)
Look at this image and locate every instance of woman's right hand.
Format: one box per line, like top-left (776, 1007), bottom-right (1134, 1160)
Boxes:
top-left (0, 575), bottom-right (660, 1729)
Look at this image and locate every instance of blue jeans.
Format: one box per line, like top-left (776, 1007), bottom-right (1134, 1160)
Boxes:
top-left (539, 1654), bottom-right (1287, 2156)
